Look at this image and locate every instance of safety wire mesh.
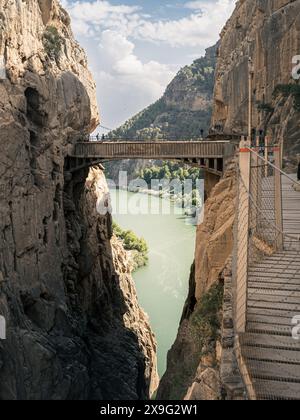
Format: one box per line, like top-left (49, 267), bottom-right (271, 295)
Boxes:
top-left (233, 148), bottom-right (300, 400)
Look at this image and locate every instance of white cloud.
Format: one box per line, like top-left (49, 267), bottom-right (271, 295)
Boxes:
top-left (64, 0), bottom-right (236, 47)
top-left (100, 30), bottom-right (134, 62)
top-left (98, 30), bottom-right (174, 93)
top-left (64, 0), bottom-right (140, 22)
top-left (91, 29), bottom-right (175, 128)
top-left (185, 0), bottom-right (234, 11)
top-left (184, 0), bottom-right (208, 9)
top-left (63, 0), bottom-right (143, 37)
top-left (62, 0), bottom-right (236, 129)
top-left (133, 0), bottom-right (236, 47)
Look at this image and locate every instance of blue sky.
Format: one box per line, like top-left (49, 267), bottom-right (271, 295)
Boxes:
top-left (62, 0), bottom-right (237, 131)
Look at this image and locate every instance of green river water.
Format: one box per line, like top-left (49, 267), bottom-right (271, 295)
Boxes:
top-left (110, 189), bottom-right (196, 377)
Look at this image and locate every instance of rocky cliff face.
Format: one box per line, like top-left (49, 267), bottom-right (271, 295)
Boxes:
top-left (0, 0), bottom-right (158, 400)
top-left (212, 0), bottom-right (300, 166)
top-left (157, 162), bottom-right (236, 400)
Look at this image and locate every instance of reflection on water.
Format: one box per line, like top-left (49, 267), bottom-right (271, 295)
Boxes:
top-left (110, 189), bottom-right (196, 377)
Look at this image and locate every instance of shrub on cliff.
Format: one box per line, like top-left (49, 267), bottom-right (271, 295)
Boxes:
top-left (113, 222), bottom-right (148, 269)
top-left (273, 83), bottom-right (300, 112)
top-left (190, 282), bottom-right (224, 358)
top-left (43, 26), bottom-right (63, 61)
top-left (256, 101), bottom-right (274, 114)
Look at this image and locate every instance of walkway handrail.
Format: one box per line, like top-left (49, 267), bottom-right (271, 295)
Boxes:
top-left (243, 148), bottom-right (300, 243)
top-left (232, 140), bottom-right (300, 399)
top-left (249, 147), bottom-right (300, 188)
top-left (233, 141), bottom-right (286, 333)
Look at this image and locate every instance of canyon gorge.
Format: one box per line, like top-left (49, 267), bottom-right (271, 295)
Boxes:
top-left (0, 0), bottom-right (299, 401)
top-left (0, 0), bottom-right (158, 399)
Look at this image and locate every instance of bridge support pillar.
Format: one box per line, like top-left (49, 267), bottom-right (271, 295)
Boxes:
top-left (236, 138), bottom-right (251, 333)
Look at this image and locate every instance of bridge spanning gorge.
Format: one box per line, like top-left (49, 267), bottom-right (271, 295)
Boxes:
top-left (67, 140), bottom-right (236, 176)
top-left (67, 137), bottom-right (300, 399)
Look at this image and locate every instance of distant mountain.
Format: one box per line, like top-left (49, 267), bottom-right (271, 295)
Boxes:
top-left (108, 44), bottom-right (217, 141)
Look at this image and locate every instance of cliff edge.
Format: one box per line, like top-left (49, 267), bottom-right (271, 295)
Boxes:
top-left (0, 0), bottom-right (158, 399)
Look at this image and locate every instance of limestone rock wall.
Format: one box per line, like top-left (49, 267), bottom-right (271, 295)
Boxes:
top-left (158, 0), bottom-right (300, 401)
top-left (0, 0), bottom-right (157, 400)
top-left (194, 162), bottom-right (236, 300)
top-left (212, 0), bottom-right (300, 166)
top-left (157, 163), bottom-right (236, 400)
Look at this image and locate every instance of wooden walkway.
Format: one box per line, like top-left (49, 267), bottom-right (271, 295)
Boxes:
top-left (239, 174), bottom-right (300, 400)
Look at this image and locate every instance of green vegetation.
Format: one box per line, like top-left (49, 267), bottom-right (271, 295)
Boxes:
top-left (43, 26), bottom-right (63, 61)
top-left (256, 101), bottom-right (274, 113)
top-left (108, 45), bottom-right (217, 141)
top-left (138, 161), bottom-right (202, 184)
top-left (273, 83), bottom-right (300, 111)
top-left (105, 45), bottom-right (217, 183)
top-left (109, 98), bottom-right (166, 140)
top-left (190, 282), bottom-right (224, 355)
top-left (113, 222), bottom-right (148, 269)
top-left (108, 99), bottom-right (212, 140)
top-left (165, 281), bottom-right (224, 400)
top-left (137, 162), bottom-right (203, 212)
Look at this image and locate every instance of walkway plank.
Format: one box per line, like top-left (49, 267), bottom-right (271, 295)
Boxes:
top-left (249, 283), bottom-right (300, 291)
top-left (239, 333), bottom-right (300, 351)
top-left (248, 300), bottom-right (300, 311)
top-left (241, 346), bottom-right (300, 364)
top-left (246, 360), bottom-right (300, 382)
top-left (248, 293), bottom-right (300, 304)
top-left (249, 272), bottom-right (300, 280)
top-left (239, 173), bottom-right (300, 399)
top-left (256, 380), bottom-right (300, 400)
top-left (247, 314), bottom-right (294, 326)
top-left (248, 288), bottom-right (300, 298)
top-left (247, 307), bottom-right (300, 319)
top-left (247, 323), bottom-right (292, 336)
top-left (249, 267), bottom-right (300, 275)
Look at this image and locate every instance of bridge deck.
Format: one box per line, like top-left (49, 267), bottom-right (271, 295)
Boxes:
top-left (240, 174), bottom-right (300, 400)
top-left (70, 140), bottom-right (235, 160)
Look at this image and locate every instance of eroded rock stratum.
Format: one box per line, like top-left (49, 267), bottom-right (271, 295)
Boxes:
top-left (0, 0), bottom-right (158, 400)
top-left (212, 0), bottom-right (300, 168)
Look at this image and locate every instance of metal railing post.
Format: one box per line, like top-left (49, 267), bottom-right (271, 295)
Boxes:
top-left (264, 136), bottom-right (269, 177)
top-left (251, 147), bottom-right (260, 235)
top-left (274, 145), bottom-right (283, 250)
top-left (236, 137), bottom-right (251, 333)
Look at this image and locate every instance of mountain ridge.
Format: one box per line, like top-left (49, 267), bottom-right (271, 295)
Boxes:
top-left (108, 44), bottom-right (218, 141)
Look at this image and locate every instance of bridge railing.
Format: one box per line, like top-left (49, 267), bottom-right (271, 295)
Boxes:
top-left (232, 139), bottom-right (300, 399)
top-left (71, 140), bottom-right (235, 160)
top-left (233, 139), bottom-right (286, 333)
